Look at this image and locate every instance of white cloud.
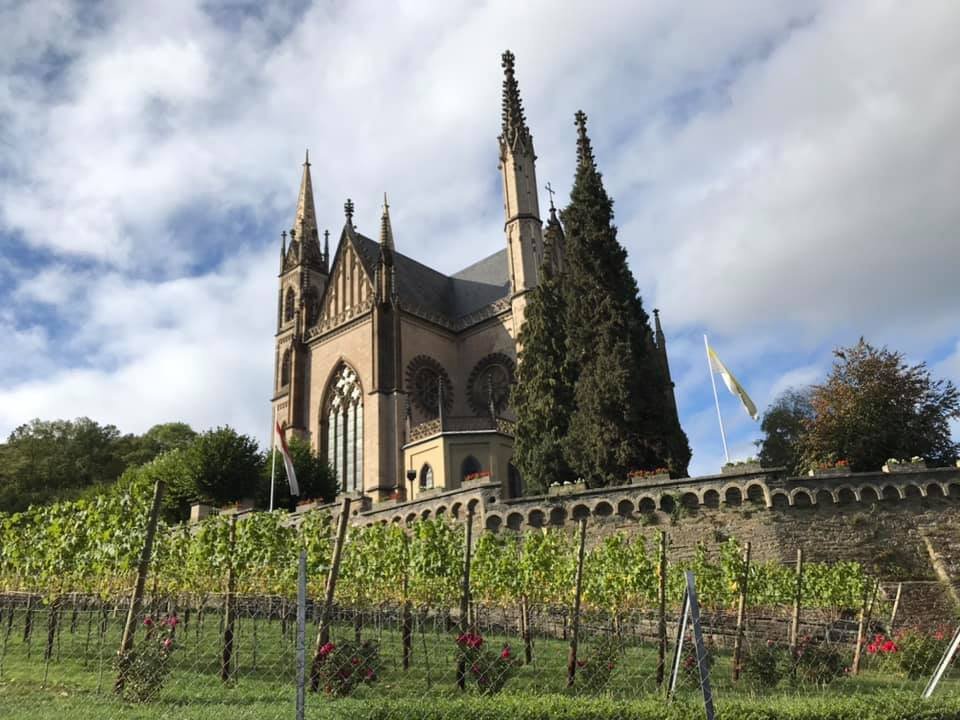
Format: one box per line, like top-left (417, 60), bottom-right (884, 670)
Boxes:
top-left (0, 0), bottom-right (957, 470)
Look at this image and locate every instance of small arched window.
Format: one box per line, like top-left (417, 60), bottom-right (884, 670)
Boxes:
top-left (280, 350), bottom-right (292, 387)
top-left (284, 287), bottom-right (296, 322)
top-left (461, 455), bottom-right (482, 481)
top-left (419, 464), bottom-right (434, 490)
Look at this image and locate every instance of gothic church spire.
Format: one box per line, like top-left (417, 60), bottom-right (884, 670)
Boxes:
top-left (499, 50), bottom-right (534, 155)
top-left (294, 149), bottom-right (319, 243)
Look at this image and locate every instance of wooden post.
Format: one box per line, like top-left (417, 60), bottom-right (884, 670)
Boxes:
top-left (521, 595), bottom-right (533, 664)
top-left (888, 582), bottom-right (903, 633)
top-left (295, 549), bottom-right (307, 720)
top-left (656, 530), bottom-right (668, 687)
top-left (788, 548), bottom-right (804, 653)
top-left (566, 517), bottom-right (588, 688)
top-left (456, 507), bottom-right (475, 691)
top-left (401, 533), bottom-right (413, 671)
top-left (851, 579), bottom-right (880, 676)
top-left (310, 496), bottom-right (351, 691)
top-left (114, 479), bottom-right (165, 694)
top-left (732, 541), bottom-right (752, 681)
top-left (220, 516), bottom-right (237, 683)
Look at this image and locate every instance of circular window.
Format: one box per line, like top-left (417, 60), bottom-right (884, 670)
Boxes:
top-left (467, 353), bottom-right (515, 416)
top-left (405, 356), bottom-right (453, 417)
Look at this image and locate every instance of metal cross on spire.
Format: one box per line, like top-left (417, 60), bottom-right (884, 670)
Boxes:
top-left (545, 181), bottom-right (556, 210)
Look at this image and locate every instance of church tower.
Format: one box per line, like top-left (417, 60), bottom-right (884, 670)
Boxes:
top-left (273, 151), bottom-right (329, 436)
top-left (498, 50), bottom-right (543, 336)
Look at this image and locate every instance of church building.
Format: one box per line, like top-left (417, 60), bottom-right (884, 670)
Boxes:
top-left (271, 51), bottom-right (681, 502)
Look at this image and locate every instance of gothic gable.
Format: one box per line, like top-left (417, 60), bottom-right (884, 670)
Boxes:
top-left (312, 233), bottom-right (374, 336)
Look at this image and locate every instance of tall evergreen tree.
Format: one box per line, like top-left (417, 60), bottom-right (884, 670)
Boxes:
top-left (560, 111), bottom-right (690, 485)
top-left (512, 250), bottom-right (576, 493)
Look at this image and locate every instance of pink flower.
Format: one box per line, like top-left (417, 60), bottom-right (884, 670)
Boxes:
top-left (867, 643), bottom-right (878, 654)
top-left (162, 637), bottom-right (173, 650)
top-left (166, 615), bottom-right (180, 628)
top-left (351, 657), bottom-right (361, 666)
top-left (500, 645), bottom-right (511, 660)
top-left (881, 640), bottom-right (898, 653)
top-left (365, 669), bottom-right (375, 680)
top-left (143, 617), bottom-right (154, 627)
top-left (319, 642), bottom-right (335, 658)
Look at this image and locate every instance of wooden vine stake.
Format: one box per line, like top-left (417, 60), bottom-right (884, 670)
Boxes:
top-left (788, 548), bottom-right (804, 653)
top-left (401, 532), bottom-right (413, 671)
top-left (655, 530), bottom-right (667, 687)
top-left (456, 506), bottom-right (475, 691)
top-left (851, 578), bottom-right (880, 675)
top-left (888, 582), bottom-right (903, 633)
top-left (732, 541), bottom-right (752, 681)
top-left (566, 516), bottom-right (588, 688)
top-left (114, 479), bottom-right (165, 694)
top-left (220, 516), bottom-right (237, 682)
top-left (310, 496), bottom-right (351, 691)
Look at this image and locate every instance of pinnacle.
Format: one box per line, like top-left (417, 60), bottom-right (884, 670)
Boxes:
top-left (379, 193), bottom-right (395, 251)
top-left (500, 49), bottom-right (532, 152)
top-left (292, 150), bottom-right (320, 262)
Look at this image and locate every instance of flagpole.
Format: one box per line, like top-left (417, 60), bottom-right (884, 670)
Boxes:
top-left (269, 410), bottom-right (277, 512)
top-left (704, 334), bottom-right (730, 464)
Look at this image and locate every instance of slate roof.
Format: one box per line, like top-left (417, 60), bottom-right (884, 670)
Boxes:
top-left (350, 230), bottom-right (510, 331)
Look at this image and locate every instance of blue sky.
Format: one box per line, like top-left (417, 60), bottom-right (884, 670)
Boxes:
top-left (1, 0), bottom-right (958, 477)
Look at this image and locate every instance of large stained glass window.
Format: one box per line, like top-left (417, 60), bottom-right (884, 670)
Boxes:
top-left (324, 364), bottom-right (363, 493)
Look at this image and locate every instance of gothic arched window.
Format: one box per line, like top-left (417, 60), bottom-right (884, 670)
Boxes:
top-left (419, 464), bottom-right (434, 490)
top-left (284, 287), bottom-right (296, 322)
top-left (280, 349), bottom-right (291, 387)
top-left (461, 455), bottom-right (482, 481)
top-left (323, 364), bottom-right (364, 493)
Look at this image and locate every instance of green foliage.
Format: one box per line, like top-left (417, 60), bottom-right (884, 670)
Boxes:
top-left (800, 339), bottom-right (960, 472)
top-left (0, 417), bottom-right (198, 514)
top-left (258, 435), bottom-right (336, 509)
top-left (575, 636), bottom-right (621, 693)
top-left (757, 388), bottom-right (814, 475)
top-left (893, 627), bottom-right (956, 679)
top-left (791, 635), bottom-right (849, 687)
top-left (559, 117), bottom-right (689, 485)
top-left (185, 425), bottom-right (262, 505)
top-left (740, 642), bottom-right (790, 689)
top-left (513, 266), bottom-right (576, 493)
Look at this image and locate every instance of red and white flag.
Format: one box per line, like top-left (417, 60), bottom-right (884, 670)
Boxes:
top-left (275, 421), bottom-right (300, 497)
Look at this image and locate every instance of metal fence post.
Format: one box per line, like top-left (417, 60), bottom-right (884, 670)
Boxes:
top-left (296, 549), bottom-right (307, 720)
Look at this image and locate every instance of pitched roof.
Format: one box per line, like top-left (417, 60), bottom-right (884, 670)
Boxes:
top-left (349, 230), bottom-right (510, 330)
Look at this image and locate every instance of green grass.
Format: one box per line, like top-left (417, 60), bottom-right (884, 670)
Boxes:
top-left (0, 605), bottom-right (958, 719)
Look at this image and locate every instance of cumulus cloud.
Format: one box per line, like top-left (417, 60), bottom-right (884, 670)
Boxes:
top-left (0, 0), bottom-right (957, 475)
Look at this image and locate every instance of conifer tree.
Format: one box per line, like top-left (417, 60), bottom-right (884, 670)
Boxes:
top-left (512, 254), bottom-right (576, 493)
top-left (560, 111), bottom-right (690, 485)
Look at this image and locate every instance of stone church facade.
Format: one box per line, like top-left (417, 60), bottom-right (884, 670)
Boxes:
top-left (271, 52), bottom-right (681, 503)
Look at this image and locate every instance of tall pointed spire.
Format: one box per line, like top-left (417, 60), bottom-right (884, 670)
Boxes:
top-left (574, 110), bottom-right (595, 170)
top-left (293, 149), bottom-right (318, 242)
top-left (499, 50), bottom-right (533, 154)
top-left (379, 193), bottom-right (395, 252)
top-left (344, 198), bottom-right (355, 228)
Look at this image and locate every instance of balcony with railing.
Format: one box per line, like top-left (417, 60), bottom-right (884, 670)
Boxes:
top-left (406, 415), bottom-right (515, 444)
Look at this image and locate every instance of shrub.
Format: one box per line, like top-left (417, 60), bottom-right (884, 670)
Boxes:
top-left (574, 637), bottom-right (620, 692)
top-left (314, 639), bottom-right (381, 696)
top-left (791, 635), bottom-right (847, 686)
top-left (894, 626), bottom-right (956, 679)
top-left (740, 640), bottom-right (789, 689)
top-left (455, 631), bottom-right (517, 695)
top-left (115, 614), bottom-right (179, 703)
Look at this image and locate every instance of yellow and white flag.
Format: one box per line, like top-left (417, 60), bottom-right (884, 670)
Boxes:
top-left (706, 344), bottom-right (759, 421)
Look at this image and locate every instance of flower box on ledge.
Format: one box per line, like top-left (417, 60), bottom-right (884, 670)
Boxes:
top-left (721, 462), bottom-right (762, 476)
top-left (883, 460), bottom-right (927, 474)
top-left (463, 471), bottom-right (493, 486)
top-left (548, 481), bottom-right (587, 497)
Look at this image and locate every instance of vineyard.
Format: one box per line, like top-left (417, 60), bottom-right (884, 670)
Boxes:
top-left (1, 478), bottom-right (959, 719)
